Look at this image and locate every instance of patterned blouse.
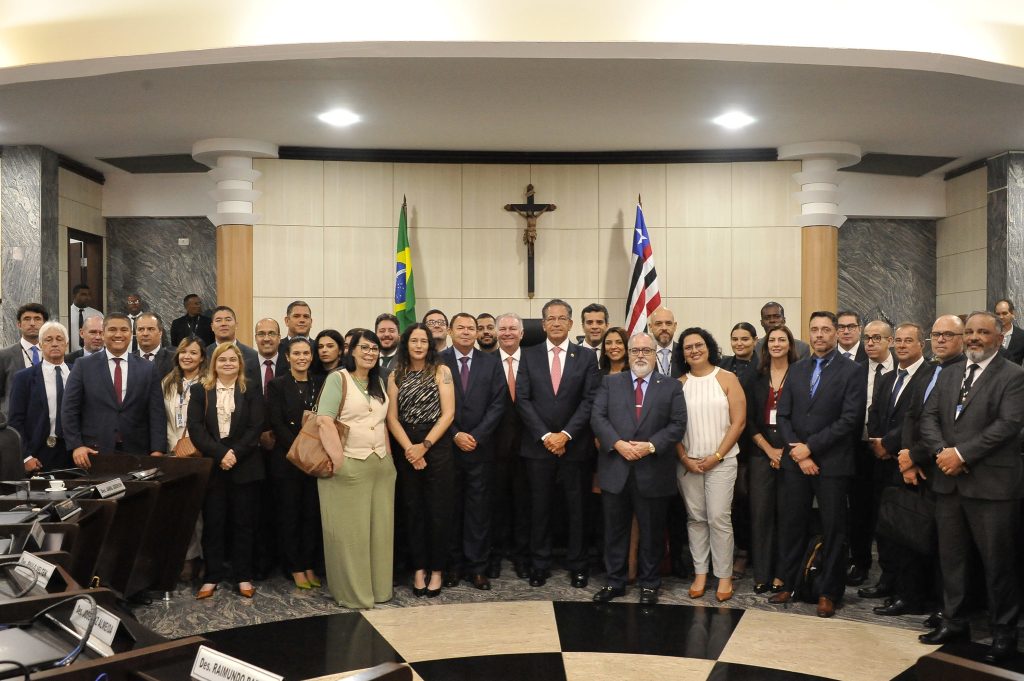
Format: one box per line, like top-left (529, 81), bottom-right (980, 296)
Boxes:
top-left (396, 368), bottom-right (441, 426)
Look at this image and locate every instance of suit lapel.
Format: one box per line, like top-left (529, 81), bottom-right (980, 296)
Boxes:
top-left (636, 373), bottom-right (664, 428)
top-left (229, 385), bottom-right (243, 435)
top-left (959, 358), bottom-right (999, 417)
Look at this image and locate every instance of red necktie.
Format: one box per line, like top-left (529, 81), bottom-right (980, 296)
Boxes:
top-left (635, 377), bottom-right (645, 421)
top-left (113, 357), bottom-right (123, 405)
top-left (264, 359), bottom-right (273, 394)
top-left (551, 346), bottom-right (562, 395)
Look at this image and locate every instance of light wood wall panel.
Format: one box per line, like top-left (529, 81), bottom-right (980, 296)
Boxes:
top-left (666, 163), bottom-right (732, 228)
top-left (252, 224), bottom-right (324, 298)
top-left (323, 161), bottom-right (393, 228)
top-left (322, 226), bottom-right (393, 298)
top-left (462, 164), bottom-right (532, 229)
top-left (533, 229), bottom-right (600, 299)
top-left (663, 228), bottom-right (732, 298)
top-left (253, 297), bottom-right (325, 333)
top-left (598, 164), bottom-right (666, 229)
top-left (529, 165), bottom-right (599, 230)
top-left (461, 229), bottom-right (527, 298)
top-left (409, 228), bottom-right (462, 298)
top-left (945, 167), bottom-right (987, 217)
top-left (731, 161), bottom-right (800, 228)
top-left (321, 296), bottom-right (393, 332)
top-left (936, 291), bottom-right (987, 317)
top-left (936, 250), bottom-right (986, 295)
top-left (254, 159), bottom-right (324, 227)
top-left (393, 164), bottom-right (462, 228)
top-left (936, 207), bottom-right (986, 257)
top-left (598, 226), bottom-right (667, 300)
top-left (731, 226), bottom-right (802, 298)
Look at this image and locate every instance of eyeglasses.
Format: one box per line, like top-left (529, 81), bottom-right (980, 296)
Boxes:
top-left (356, 344), bottom-right (380, 354)
top-left (425, 320), bottom-right (448, 328)
top-left (929, 331), bottom-right (963, 341)
top-left (682, 342), bottom-right (706, 352)
top-left (544, 316), bottom-right (571, 324)
top-left (628, 348), bottom-right (654, 356)
top-left (836, 323), bottom-right (860, 331)
top-left (254, 331), bottom-right (279, 338)
top-left (862, 335), bottom-right (890, 344)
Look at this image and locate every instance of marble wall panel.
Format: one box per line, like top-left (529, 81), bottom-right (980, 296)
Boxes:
top-left (106, 217), bottom-right (216, 335)
top-left (986, 152), bottom-right (1024, 309)
top-left (838, 218), bottom-right (936, 328)
top-left (0, 146), bottom-right (60, 345)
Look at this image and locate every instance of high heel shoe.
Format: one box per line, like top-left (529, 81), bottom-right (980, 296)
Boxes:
top-left (413, 586), bottom-right (428, 597)
top-left (238, 583), bottom-right (255, 598)
top-left (716, 588), bottom-right (734, 603)
top-left (426, 572), bottom-right (442, 598)
top-left (196, 583), bottom-right (217, 600)
top-left (293, 573), bottom-right (312, 590)
top-left (307, 575), bottom-right (322, 588)
top-left (688, 584), bottom-right (706, 599)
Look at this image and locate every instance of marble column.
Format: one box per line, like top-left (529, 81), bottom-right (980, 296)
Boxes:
top-left (0, 145), bottom-right (60, 345)
top-left (986, 152), bottom-right (1024, 309)
top-left (192, 139), bottom-right (278, 345)
top-left (778, 142), bottom-right (862, 317)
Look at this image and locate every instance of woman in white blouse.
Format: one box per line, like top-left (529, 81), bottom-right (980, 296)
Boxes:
top-left (675, 327), bottom-right (746, 603)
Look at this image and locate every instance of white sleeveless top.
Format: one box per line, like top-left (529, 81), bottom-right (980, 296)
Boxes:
top-left (681, 367), bottom-right (739, 460)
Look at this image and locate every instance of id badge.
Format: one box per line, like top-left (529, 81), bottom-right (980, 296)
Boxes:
top-left (176, 408), bottom-right (186, 430)
top-left (768, 408), bottom-right (777, 425)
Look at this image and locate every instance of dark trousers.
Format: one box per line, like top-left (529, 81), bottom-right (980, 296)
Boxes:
top-left (732, 450), bottom-right (752, 557)
top-left (848, 441), bottom-right (875, 570)
top-left (202, 476), bottom-right (260, 584)
top-left (449, 453), bottom-right (492, 575)
top-left (602, 470), bottom-right (669, 589)
top-left (37, 438), bottom-right (71, 471)
top-left (490, 443), bottom-right (530, 568)
top-left (666, 495), bottom-right (688, 570)
top-left (936, 491), bottom-right (1020, 629)
top-left (871, 459), bottom-right (903, 587)
top-left (275, 470), bottom-right (322, 573)
top-left (747, 450), bottom-right (779, 585)
top-left (525, 456), bottom-right (588, 572)
top-left (395, 424), bottom-right (455, 572)
top-left (777, 470), bottom-right (850, 601)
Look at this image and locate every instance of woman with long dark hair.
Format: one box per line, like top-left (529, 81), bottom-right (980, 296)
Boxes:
top-left (316, 329), bottom-right (394, 609)
top-left (746, 325), bottom-right (799, 594)
top-left (311, 329), bottom-right (344, 379)
top-left (386, 323), bottom-right (455, 597)
top-left (598, 327), bottom-right (629, 376)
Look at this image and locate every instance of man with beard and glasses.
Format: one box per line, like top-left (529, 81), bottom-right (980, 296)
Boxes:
top-left (919, 311), bottom-right (1024, 663)
top-left (590, 333), bottom-right (685, 605)
top-left (476, 313), bottom-right (498, 353)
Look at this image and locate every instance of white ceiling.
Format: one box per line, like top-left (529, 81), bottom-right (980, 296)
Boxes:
top-left (2, 55), bottom-right (1024, 175)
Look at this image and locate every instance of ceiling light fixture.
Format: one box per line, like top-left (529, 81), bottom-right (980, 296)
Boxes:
top-left (713, 111), bottom-right (755, 130)
top-left (318, 109), bottom-right (361, 127)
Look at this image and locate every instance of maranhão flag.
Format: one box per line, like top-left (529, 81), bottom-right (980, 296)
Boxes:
top-left (625, 197), bottom-right (662, 336)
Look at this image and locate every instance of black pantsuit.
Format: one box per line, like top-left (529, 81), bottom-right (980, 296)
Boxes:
top-left (746, 373), bottom-right (786, 586)
top-left (395, 423), bottom-right (455, 572)
top-left (202, 477), bottom-right (261, 583)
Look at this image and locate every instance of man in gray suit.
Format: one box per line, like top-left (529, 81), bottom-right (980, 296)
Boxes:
top-left (919, 310), bottom-right (1024, 663)
top-left (0, 303), bottom-right (48, 415)
top-left (590, 332), bottom-right (686, 605)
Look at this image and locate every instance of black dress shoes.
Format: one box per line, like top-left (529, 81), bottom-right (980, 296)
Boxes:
top-left (571, 571), bottom-right (589, 588)
top-left (514, 561), bottom-right (529, 579)
top-left (919, 622), bottom-right (971, 645)
top-left (529, 569), bottom-right (549, 587)
top-left (923, 612), bottom-right (942, 629)
top-left (984, 633), bottom-right (1019, 664)
top-left (592, 586), bottom-right (625, 602)
top-left (471, 574), bottom-right (492, 591)
top-left (857, 583), bottom-right (893, 599)
top-left (639, 587), bottom-right (659, 605)
top-left (873, 598), bottom-right (925, 616)
top-left (846, 565), bottom-right (868, 586)
top-left (754, 583), bottom-right (770, 594)
top-left (486, 562), bottom-right (501, 579)
top-left (443, 571), bottom-right (462, 588)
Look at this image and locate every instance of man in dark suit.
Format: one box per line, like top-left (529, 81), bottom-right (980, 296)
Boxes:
top-left (491, 312), bottom-right (530, 578)
top-left (170, 294), bottom-right (215, 347)
top-left (135, 313), bottom-right (175, 378)
top-left (994, 298), bottom-right (1024, 364)
top-left (8, 321), bottom-right (72, 472)
top-left (65, 315), bottom-right (104, 366)
top-left (0, 303), bottom-right (48, 416)
top-left (754, 301), bottom-right (811, 362)
top-left (516, 299), bottom-right (601, 588)
top-left (836, 311), bottom-right (868, 364)
top-left (280, 300), bottom-right (313, 355)
top-left (440, 313), bottom-right (506, 589)
top-left (208, 305), bottom-right (261, 388)
top-left (591, 332), bottom-right (686, 605)
top-left (62, 313), bottom-right (167, 466)
top-left (866, 322), bottom-right (931, 616)
top-left (918, 311), bottom-right (1024, 663)
top-left (773, 310), bottom-right (867, 618)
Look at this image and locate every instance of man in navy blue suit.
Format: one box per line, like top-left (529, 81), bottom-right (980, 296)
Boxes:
top-left (62, 313), bottom-right (167, 468)
top-left (773, 310), bottom-right (867, 617)
top-left (591, 332), bottom-right (686, 604)
top-left (440, 313), bottom-right (506, 590)
top-left (9, 321), bottom-right (73, 472)
top-left (516, 299), bottom-right (602, 588)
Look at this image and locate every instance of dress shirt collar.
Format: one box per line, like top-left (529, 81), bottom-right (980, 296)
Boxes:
top-left (868, 354), bottom-right (894, 373)
top-left (453, 346), bottom-right (473, 362)
top-left (966, 352), bottom-right (997, 374)
top-left (216, 379), bottom-right (236, 391)
top-left (900, 355), bottom-right (926, 378)
top-left (140, 345), bottom-right (161, 357)
top-left (42, 359), bottom-right (69, 374)
top-left (839, 342), bottom-right (860, 359)
top-left (499, 347), bottom-right (521, 363)
top-left (105, 348), bottom-right (129, 361)
top-left (545, 338), bottom-right (570, 354)
top-left (19, 338), bottom-right (38, 353)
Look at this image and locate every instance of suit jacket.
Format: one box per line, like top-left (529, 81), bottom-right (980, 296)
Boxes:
top-left (187, 382), bottom-right (266, 484)
top-left (441, 347), bottom-right (506, 454)
top-left (516, 342), bottom-right (601, 461)
top-left (903, 355), bottom-right (965, 475)
top-left (207, 340), bottom-right (262, 389)
top-left (8, 364), bottom-right (57, 460)
top-left (0, 343), bottom-right (30, 416)
top-left (61, 350), bottom-right (167, 454)
top-left (267, 374), bottom-right (323, 478)
top-left (591, 371), bottom-right (686, 497)
top-left (745, 370), bottom-right (786, 450)
top-left (659, 342), bottom-right (685, 378)
top-left (920, 354), bottom-right (1024, 500)
top-left (867, 361), bottom-right (933, 457)
top-left (776, 350), bottom-right (867, 477)
top-left (1000, 324), bottom-right (1024, 365)
top-left (138, 347), bottom-right (176, 380)
top-left (170, 314), bottom-right (215, 348)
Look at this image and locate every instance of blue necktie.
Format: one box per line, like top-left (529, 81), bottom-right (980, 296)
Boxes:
top-left (889, 369), bottom-right (908, 410)
top-left (810, 357), bottom-right (825, 398)
top-left (923, 364), bottom-right (942, 403)
top-left (30, 346), bottom-right (40, 366)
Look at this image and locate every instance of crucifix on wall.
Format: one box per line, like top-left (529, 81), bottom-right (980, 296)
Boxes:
top-left (504, 184), bottom-right (556, 298)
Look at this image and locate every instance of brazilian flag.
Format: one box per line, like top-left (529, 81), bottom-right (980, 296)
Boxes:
top-left (394, 196), bottom-right (416, 331)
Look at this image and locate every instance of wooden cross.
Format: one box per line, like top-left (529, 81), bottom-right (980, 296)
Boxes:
top-left (504, 184), bottom-right (556, 298)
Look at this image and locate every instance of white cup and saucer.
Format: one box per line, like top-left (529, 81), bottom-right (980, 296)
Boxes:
top-left (46, 479), bottom-right (66, 493)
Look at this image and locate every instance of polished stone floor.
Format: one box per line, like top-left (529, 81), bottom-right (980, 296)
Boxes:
top-left (127, 561), bottom-right (1024, 681)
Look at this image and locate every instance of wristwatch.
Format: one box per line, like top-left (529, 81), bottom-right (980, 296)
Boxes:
top-left (647, 442), bottom-right (656, 454)
top-left (423, 439), bottom-right (433, 450)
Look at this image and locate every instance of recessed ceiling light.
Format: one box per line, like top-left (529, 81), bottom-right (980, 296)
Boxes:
top-left (713, 111), bottom-right (755, 130)
top-left (318, 109), bottom-right (361, 127)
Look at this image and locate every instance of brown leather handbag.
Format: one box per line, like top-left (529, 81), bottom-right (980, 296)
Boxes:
top-left (286, 372), bottom-right (348, 478)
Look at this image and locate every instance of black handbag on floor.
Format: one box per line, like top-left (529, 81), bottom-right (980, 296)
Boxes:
top-left (876, 485), bottom-right (936, 556)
